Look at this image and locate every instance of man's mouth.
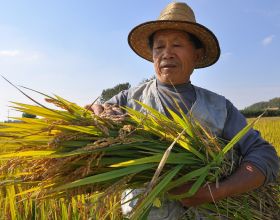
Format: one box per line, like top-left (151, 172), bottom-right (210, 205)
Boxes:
top-left (160, 64), bottom-right (177, 69)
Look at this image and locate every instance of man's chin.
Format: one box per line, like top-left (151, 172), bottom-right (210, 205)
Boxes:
top-left (159, 78), bottom-right (178, 85)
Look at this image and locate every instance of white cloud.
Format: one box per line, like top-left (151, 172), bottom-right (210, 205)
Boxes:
top-left (262, 35), bottom-right (275, 46)
top-left (0, 50), bottom-right (20, 57)
top-left (0, 49), bottom-right (44, 61)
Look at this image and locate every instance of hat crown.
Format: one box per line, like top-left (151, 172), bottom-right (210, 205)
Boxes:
top-left (158, 2), bottom-right (196, 22)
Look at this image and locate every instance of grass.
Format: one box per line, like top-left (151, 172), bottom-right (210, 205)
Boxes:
top-left (248, 117), bottom-right (280, 155)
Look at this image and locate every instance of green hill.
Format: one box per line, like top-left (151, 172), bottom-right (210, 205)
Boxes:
top-left (244, 97), bottom-right (280, 111)
top-left (241, 97), bottom-right (280, 118)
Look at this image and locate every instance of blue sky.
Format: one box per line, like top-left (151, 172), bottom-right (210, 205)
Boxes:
top-left (0, 0), bottom-right (279, 121)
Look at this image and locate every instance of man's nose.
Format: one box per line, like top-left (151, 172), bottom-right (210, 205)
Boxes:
top-left (162, 46), bottom-right (175, 59)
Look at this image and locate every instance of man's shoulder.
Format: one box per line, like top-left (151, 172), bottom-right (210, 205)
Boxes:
top-left (127, 79), bottom-right (156, 94)
top-left (133, 79), bottom-right (155, 89)
top-left (192, 84), bottom-right (226, 101)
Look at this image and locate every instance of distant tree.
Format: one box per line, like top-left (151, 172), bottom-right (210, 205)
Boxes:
top-left (269, 97), bottom-right (280, 108)
top-left (240, 109), bottom-right (280, 118)
top-left (22, 112), bottom-right (37, 119)
top-left (139, 75), bottom-right (156, 84)
top-left (99, 82), bottom-right (131, 103)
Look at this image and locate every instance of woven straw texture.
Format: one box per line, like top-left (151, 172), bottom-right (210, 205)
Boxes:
top-left (128, 2), bottom-right (220, 68)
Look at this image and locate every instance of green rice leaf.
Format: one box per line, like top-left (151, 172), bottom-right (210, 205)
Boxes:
top-left (55, 164), bottom-right (156, 191)
top-left (110, 153), bottom-right (199, 167)
top-left (171, 168), bottom-right (209, 199)
top-left (130, 165), bottom-right (183, 220)
top-left (56, 125), bottom-right (103, 136)
top-left (215, 116), bottom-right (262, 164)
top-left (0, 150), bottom-right (56, 159)
top-left (166, 165), bottom-right (210, 191)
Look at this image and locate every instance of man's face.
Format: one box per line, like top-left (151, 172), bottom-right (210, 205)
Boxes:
top-left (152, 29), bottom-right (203, 85)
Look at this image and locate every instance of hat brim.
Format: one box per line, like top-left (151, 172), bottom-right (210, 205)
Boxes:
top-left (128, 20), bottom-right (220, 68)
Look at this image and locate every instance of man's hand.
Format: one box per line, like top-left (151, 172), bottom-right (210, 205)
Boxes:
top-left (169, 162), bottom-right (265, 207)
top-left (85, 104), bottom-right (104, 115)
top-left (169, 182), bottom-right (220, 207)
top-left (85, 103), bottom-right (125, 117)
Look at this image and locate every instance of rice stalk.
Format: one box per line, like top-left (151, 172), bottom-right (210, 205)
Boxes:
top-left (0, 89), bottom-right (278, 219)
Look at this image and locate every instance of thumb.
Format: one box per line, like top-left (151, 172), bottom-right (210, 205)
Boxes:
top-left (84, 104), bottom-right (104, 115)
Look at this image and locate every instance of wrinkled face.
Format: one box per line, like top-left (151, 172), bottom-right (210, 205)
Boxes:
top-left (152, 29), bottom-right (203, 85)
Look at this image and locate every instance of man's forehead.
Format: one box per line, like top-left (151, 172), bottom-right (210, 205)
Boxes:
top-left (153, 29), bottom-right (190, 41)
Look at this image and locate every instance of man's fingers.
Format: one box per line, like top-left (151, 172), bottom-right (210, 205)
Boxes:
top-left (84, 104), bottom-right (92, 111)
top-left (92, 104), bottom-right (104, 115)
top-left (84, 103), bottom-right (124, 116)
top-left (112, 106), bottom-right (124, 115)
top-left (84, 104), bottom-right (104, 115)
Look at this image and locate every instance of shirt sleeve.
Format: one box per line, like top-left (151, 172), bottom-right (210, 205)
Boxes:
top-left (222, 100), bottom-right (279, 184)
top-left (105, 90), bottom-right (129, 106)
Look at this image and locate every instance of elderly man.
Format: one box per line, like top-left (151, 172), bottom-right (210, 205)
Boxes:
top-left (90, 2), bottom-right (279, 219)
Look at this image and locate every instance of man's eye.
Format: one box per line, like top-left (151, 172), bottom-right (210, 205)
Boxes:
top-left (173, 44), bottom-right (181, 47)
top-left (154, 45), bottom-right (164, 49)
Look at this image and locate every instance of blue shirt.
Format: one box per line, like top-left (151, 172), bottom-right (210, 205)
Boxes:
top-left (106, 80), bottom-right (279, 184)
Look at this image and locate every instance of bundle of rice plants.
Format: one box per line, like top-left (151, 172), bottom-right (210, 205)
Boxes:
top-left (0, 85), bottom-right (279, 219)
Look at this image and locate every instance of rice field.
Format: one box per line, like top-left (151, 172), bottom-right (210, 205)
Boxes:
top-left (0, 113), bottom-right (279, 219)
top-left (248, 117), bottom-right (280, 155)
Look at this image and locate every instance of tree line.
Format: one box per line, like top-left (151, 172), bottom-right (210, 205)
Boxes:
top-left (240, 109), bottom-right (280, 118)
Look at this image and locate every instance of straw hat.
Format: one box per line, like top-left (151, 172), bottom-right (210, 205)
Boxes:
top-left (128, 2), bottom-right (220, 68)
